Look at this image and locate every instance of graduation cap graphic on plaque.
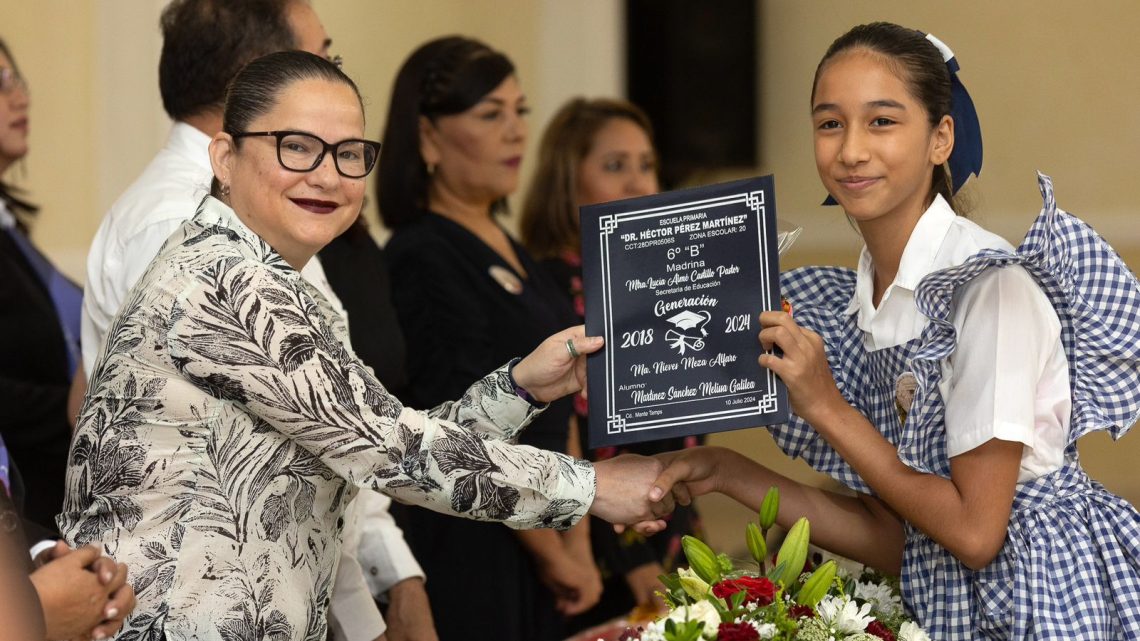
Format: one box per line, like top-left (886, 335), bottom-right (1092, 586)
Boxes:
top-left (580, 175), bottom-right (790, 447)
top-left (664, 309), bottom-right (710, 355)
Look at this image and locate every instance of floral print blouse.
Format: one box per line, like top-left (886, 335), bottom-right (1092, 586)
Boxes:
top-left (59, 197), bottom-right (595, 641)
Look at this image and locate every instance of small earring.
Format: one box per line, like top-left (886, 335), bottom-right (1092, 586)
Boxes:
top-left (426, 162), bottom-right (436, 176)
top-left (220, 183), bottom-right (230, 197)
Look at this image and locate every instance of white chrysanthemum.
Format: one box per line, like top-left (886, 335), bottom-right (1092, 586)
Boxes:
top-left (853, 580), bottom-right (903, 617)
top-left (639, 620), bottom-right (668, 641)
top-left (815, 594), bottom-right (875, 634)
top-left (665, 600), bottom-right (721, 639)
top-left (898, 621), bottom-right (932, 641)
top-left (750, 621), bottom-right (777, 639)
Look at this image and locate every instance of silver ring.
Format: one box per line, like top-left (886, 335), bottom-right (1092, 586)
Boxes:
top-left (565, 338), bottom-right (580, 359)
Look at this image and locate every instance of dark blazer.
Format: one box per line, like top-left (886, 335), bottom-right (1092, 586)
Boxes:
top-left (318, 224), bottom-right (409, 397)
top-left (0, 228), bottom-right (74, 534)
top-left (384, 212), bottom-right (578, 641)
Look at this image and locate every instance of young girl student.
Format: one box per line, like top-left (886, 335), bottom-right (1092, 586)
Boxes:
top-left (649, 21), bottom-right (1140, 639)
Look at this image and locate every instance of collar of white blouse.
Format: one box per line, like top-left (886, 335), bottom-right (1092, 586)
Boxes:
top-left (844, 194), bottom-right (957, 351)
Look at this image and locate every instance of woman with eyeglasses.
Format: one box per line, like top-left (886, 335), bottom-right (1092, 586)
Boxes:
top-left (59, 50), bottom-right (671, 641)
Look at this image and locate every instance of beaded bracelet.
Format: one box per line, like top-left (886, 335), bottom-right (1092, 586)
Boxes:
top-left (507, 357), bottom-right (545, 408)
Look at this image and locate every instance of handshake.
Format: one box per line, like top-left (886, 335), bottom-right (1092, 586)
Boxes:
top-left (587, 449), bottom-right (718, 534)
top-left (517, 329), bottom-right (730, 533)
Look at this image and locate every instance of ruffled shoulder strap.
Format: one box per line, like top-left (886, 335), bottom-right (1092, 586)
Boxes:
top-left (909, 172), bottom-right (1140, 458)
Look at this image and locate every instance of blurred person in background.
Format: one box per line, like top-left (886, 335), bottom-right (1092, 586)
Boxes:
top-left (519, 97), bottom-right (703, 631)
top-left (0, 39), bottom-right (135, 639)
top-left (378, 36), bottom-right (600, 640)
top-left (0, 37), bottom-right (79, 539)
top-left (319, 219), bottom-right (435, 639)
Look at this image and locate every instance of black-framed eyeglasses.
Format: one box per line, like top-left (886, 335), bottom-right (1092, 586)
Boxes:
top-left (232, 130), bottom-right (381, 179)
top-left (0, 68), bottom-right (28, 96)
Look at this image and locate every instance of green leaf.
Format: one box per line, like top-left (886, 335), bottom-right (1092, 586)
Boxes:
top-left (660, 573), bottom-right (683, 593)
top-left (766, 559), bottom-right (788, 582)
top-left (663, 619), bottom-right (704, 641)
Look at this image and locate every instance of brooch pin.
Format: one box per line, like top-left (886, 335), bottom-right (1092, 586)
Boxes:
top-left (488, 265), bottom-right (523, 295)
top-left (895, 372), bottom-right (917, 426)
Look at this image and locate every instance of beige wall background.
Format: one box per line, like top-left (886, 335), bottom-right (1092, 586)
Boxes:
top-left (3, 0), bottom-right (1138, 553)
top-left (2, 0), bottom-right (623, 277)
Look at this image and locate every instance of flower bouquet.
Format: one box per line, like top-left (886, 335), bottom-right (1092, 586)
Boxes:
top-left (615, 487), bottom-right (929, 641)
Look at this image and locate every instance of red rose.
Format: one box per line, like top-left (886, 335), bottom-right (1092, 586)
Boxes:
top-left (716, 622), bottom-right (760, 641)
top-left (711, 576), bottom-right (776, 606)
top-left (788, 604), bottom-right (815, 619)
top-left (865, 621), bottom-right (896, 641)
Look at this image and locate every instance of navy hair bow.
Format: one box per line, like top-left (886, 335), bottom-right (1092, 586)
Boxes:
top-left (822, 32), bottom-right (983, 206)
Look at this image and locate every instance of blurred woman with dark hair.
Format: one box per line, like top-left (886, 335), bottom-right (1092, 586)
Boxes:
top-left (520, 97), bottom-right (703, 630)
top-left (0, 36), bottom-right (80, 537)
top-left (379, 37), bottom-right (599, 640)
top-left (0, 37), bottom-right (134, 641)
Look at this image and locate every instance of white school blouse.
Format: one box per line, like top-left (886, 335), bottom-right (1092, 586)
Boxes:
top-left (843, 195), bottom-right (1069, 483)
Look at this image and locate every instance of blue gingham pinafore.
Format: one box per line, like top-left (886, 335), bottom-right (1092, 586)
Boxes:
top-left (772, 174), bottom-right (1140, 639)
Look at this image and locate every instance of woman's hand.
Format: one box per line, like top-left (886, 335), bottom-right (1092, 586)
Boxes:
top-left (30, 545), bottom-right (112, 640)
top-left (758, 311), bottom-right (846, 424)
top-left (29, 542), bottom-right (136, 641)
top-left (90, 559), bottom-right (135, 641)
top-left (511, 326), bottom-right (603, 403)
top-left (648, 446), bottom-right (736, 507)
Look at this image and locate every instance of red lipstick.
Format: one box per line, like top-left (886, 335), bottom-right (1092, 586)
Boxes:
top-left (290, 198), bottom-right (339, 214)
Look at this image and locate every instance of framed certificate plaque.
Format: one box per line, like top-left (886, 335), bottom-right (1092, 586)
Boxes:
top-left (581, 175), bottom-right (788, 447)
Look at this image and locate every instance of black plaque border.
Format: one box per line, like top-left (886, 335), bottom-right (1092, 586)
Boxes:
top-left (589, 180), bottom-right (785, 443)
